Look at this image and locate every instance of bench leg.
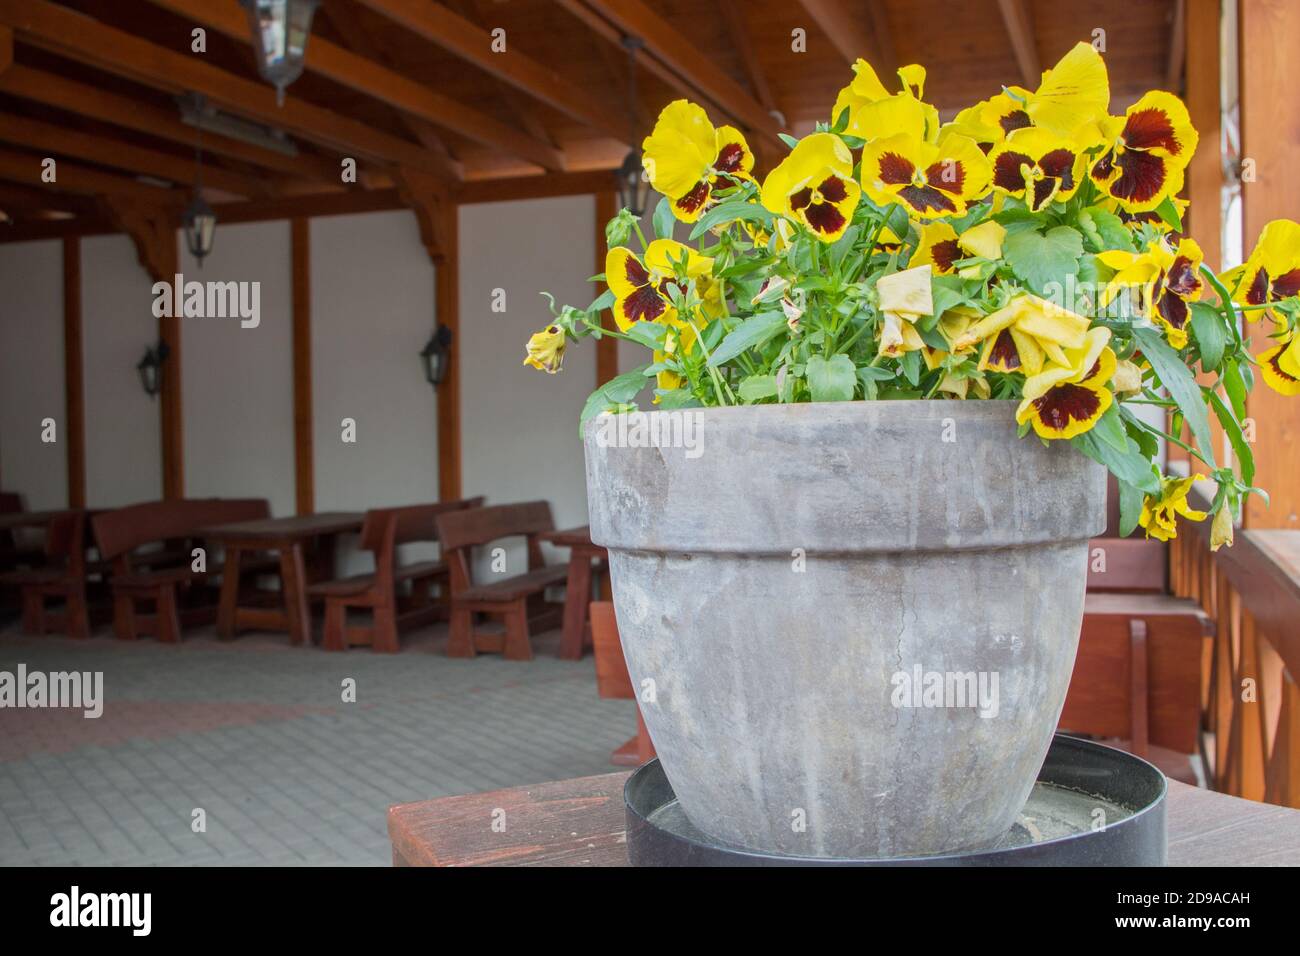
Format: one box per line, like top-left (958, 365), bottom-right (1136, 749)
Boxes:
top-left (65, 585), bottom-right (90, 640)
top-left (113, 593), bottom-right (137, 641)
top-left (447, 607), bottom-right (475, 657)
top-left (156, 586), bottom-right (182, 644)
top-left (373, 600), bottom-right (399, 654)
top-left (323, 599), bottom-right (347, 652)
top-left (20, 588), bottom-right (44, 635)
top-left (503, 601), bottom-right (533, 662)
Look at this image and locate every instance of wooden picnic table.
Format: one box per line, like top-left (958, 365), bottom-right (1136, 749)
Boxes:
top-left (539, 525), bottom-right (608, 660)
top-left (199, 512), bottom-right (363, 646)
top-left (388, 768), bottom-right (1300, 867)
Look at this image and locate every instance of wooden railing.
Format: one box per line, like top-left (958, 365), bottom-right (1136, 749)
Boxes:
top-left (1170, 491), bottom-right (1300, 807)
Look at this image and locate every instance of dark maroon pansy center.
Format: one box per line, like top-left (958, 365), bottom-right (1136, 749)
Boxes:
top-left (715, 142), bottom-right (746, 173)
top-left (988, 329), bottom-right (1021, 369)
top-left (1245, 268), bottom-right (1270, 306)
top-left (993, 150), bottom-right (1033, 192)
top-left (1157, 290), bottom-right (1189, 330)
top-left (925, 160), bottom-right (966, 195)
top-left (1164, 256), bottom-right (1199, 297)
top-left (1107, 150), bottom-right (1169, 204)
top-left (877, 152), bottom-right (916, 185)
top-left (999, 110), bottom-right (1031, 135)
top-left (1038, 149), bottom-right (1077, 189)
top-left (1272, 268), bottom-right (1300, 300)
top-left (1033, 383), bottom-right (1101, 430)
top-left (1123, 108), bottom-right (1182, 155)
top-left (900, 185), bottom-right (958, 214)
top-left (674, 180), bottom-right (711, 216)
top-left (931, 239), bottom-right (962, 273)
top-left (817, 176), bottom-right (848, 203)
top-left (621, 285), bottom-right (666, 323)
top-left (624, 255), bottom-right (651, 288)
top-left (789, 187), bottom-right (813, 211)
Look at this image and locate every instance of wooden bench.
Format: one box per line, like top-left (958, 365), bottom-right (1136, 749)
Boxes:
top-left (591, 601), bottom-right (655, 766)
top-left (1061, 591), bottom-right (1213, 783)
top-left (307, 498), bottom-right (483, 653)
top-left (436, 501), bottom-right (568, 661)
top-left (0, 510), bottom-right (91, 639)
top-left (92, 498), bottom-right (277, 643)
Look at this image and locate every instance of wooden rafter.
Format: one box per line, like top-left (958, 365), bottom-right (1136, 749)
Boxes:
top-left (394, 166), bottom-right (454, 261)
top-left (0, 65), bottom-right (339, 184)
top-left (353, 0), bottom-right (627, 142)
top-left (719, 0), bottom-right (782, 124)
top-left (580, 0), bottom-right (783, 147)
top-left (139, 0), bottom-right (556, 175)
top-left (0, 112), bottom-right (270, 198)
top-left (0, 0), bottom-right (450, 179)
top-left (0, 23), bottom-right (11, 73)
top-left (0, 146), bottom-right (184, 204)
top-left (0, 181), bottom-right (98, 217)
top-left (996, 0), bottom-right (1040, 89)
top-left (319, 0), bottom-right (464, 176)
top-left (798, 0), bottom-right (898, 77)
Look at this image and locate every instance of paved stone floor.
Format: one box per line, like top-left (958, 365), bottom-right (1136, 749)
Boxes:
top-left (0, 620), bottom-right (633, 866)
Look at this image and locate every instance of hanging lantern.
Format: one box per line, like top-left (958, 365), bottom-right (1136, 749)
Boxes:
top-left (239, 0), bottom-right (321, 106)
top-left (183, 194), bottom-right (217, 265)
top-left (137, 341), bottom-right (171, 398)
top-left (420, 325), bottom-right (454, 387)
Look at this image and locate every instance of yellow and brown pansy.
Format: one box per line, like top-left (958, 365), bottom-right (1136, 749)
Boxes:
top-left (945, 90), bottom-right (1034, 153)
top-left (911, 221), bottom-right (962, 274)
top-left (1138, 475), bottom-right (1208, 542)
top-left (1089, 91), bottom-right (1198, 212)
top-left (988, 127), bottom-right (1089, 212)
top-left (860, 131), bottom-right (991, 219)
top-left (1015, 327), bottom-right (1117, 440)
top-left (953, 294), bottom-right (1091, 375)
top-left (606, 239), bottom-right (714, 331)
top-left (1099, 237), bottom-right (1204, 348)
top-left (522, 325), bottom-right (567, 373)
top-left (832, 59), bottom-right (937, 141)
top-left (1259, 334), bottom-right (1300, 396)
top-left (760, 132), bottom-right (861, 242)
top-left (642, 100), bottom-right (755, 223)
top-left (1232, 219), bottom-right (1300, 320)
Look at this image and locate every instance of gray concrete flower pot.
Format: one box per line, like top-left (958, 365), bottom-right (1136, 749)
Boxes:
top-left (584, 400), bottom-right (1106, 859)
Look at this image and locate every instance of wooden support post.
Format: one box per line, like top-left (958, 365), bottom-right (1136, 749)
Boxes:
top-left (291, 217), bottom-right (314, 515)
top-left (62, 236), bottom-right (85, 508)
top-left (395, 167), bottom-right (462, 503)
top-left (103, 197), bottom-right (183, 499)
top-left (1240, 0), bottom-right (1300, 528)
top-left (595, 191), bottom-right (618, 386)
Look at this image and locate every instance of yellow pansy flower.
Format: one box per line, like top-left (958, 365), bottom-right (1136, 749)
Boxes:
top-left (860, 130), bottom-right (991, 219)
top-left (760, 132), bottom-right (861, 242)
top-left (952, 294), bottom-right (1091, 375)
top-left (1098, 237), bottom-right (1204, 349)
top-left (1231, 219), bottom-right (1300, 320)
top-left (1138, 475), bottom-right (1208, 542)
top-left (1015, 327), bottom-right (1117, 440)
top-left (958, 220), bottom-right (1006, 260)
top-left (653, 323), bottom-right (698, 396)
top-left (1022, 42), bottom-right (1111, 138)
top-left (831, 59), bottom-right (938, 142)
top-left (1259, 333), bottom-right (1300, 396)
top-left (988, 127), bottom-right (1091, 212)
top-left (606, 239), bottom-right (714, 331)
top-left (642, 100), bottom-right (755, 223)
top-left (522, 325), bottom-right (566, 373)
top-left (1089, 91), bottom-right (1199, 212)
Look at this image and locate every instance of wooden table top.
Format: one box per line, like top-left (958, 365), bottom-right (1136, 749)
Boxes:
top-left (198, 512), bottom-right (364, 541)
top-left (539, 525), bottom-right (604, 551)
top-left (388, 768), bottom-right (1300, 867)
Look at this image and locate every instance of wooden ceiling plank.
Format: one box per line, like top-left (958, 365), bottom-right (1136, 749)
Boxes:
top-left (719, 0), bottom-right (782, 124)
top-left (352, 0), bottom-right (627, 140)
top-left (0, 65), bottom-right (338, 183)
top-left (797, 0), bottom-right (897, 76)
top-left (0, 0), bottom-right (461, 179)
top-left (140, 0), bottom-right (559, 173)
top-left (996, 0), bottom-right (1041, 89)
top-left (580, 0), bottom-right (782, 146)
top-left (0, 23), bottom-right (11, 74)
top-left (317, 0), bottom-right (464, 173)
top-left (0, 146), bottom-right (183, 204)
top-left (0, 112), bottom-right (268, 198)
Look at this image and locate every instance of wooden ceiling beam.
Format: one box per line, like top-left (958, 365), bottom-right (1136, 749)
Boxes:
top-left (0, 0), bottom-right (451, 180)
top-left (140, 0), bottom-right (558, 174)
top-left (719, 0), bottom-right (783, 125)
top-left (579, 0), bottom-right (783, 147)
top-left (798, 0), bottom-right (897, 77)
top-left (0, 23), bottom-right (11, 74)
top-left (353, 0), bottom-right (627, 141)
top-left (0, 112), bottom-right (269, 198)
top-left (0, 65), bottom-right (338, 183)
top-left (996, 0), bottom-right (1041, 89)
top-left (0, 181), bottom-right (99, 217)
top-left (0, 146), bottom-right (184, 205)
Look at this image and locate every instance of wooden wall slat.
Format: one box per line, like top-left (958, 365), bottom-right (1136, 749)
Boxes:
top-left (292, 217), bottom-right (314, 515)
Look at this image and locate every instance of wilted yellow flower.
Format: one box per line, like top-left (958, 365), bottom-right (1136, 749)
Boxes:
top-left (1139, 475), bottom-right (1208, 542)
top-left (1210, 505), bottom-right (1234, 552)
top-left (877, 264), bottom-right (933, 316)
top-left (760, 132), bottom-right (861, 242)
top-left (522, 325), bottom-right (566, 373)
top-left (953, 294), bottom-right (1091, 375)
top-left (1111, 358), bottom-right (1144, 397)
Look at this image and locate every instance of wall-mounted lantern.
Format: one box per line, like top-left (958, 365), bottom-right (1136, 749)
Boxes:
top-left (420, 325), bottom-right (454, 387)
top-left (137, 341), bottom-right (171, 398)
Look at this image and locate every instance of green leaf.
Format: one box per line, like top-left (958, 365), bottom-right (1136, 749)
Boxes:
top-left (1188, 300), bottom-right (1226, 372)
top-left (688, 200), bottom-right (774, 240)
top-left (588, 289), bottom-right (615, 313)
top-left (1133, 326), bottom-right (1216, 469)
top-left (900, 349), bottom-right (921, 386)
top-left (778, 133), bottom-right (800, 150)
top-left (1209, 390), bottom-right (1256, 487)
top-left (707, 310), bottom-right (787, 367)
top-left (1094, 402), bottom-right (1129, 453)
top-left (805, 354), bottom-right (857, 402)
top-left (1072, 431), bottom-right (1160, 494)
top-left (1223, 358), bottom-right (1248, 420)
top-left (652, 195), bottom-right (676, 241)
top-left (738, 374), bottom-right (779, 403)
top-left (1003, 225), bottom-right (1084, 295)
top-left (1078, 206), bottom-right (1134, 252)
top-left (1117, 479), bottom-right (1142, 537)
top-left (1155, 195), bottom-right (1183, 232)
top-left (621, 320), bottom-right (668, 350)
top-left (579, 365), bottom-right (652, 436)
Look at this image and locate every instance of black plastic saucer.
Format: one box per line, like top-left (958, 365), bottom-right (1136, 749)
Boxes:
top-left (625, 733), bottom-right (1167, 866)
